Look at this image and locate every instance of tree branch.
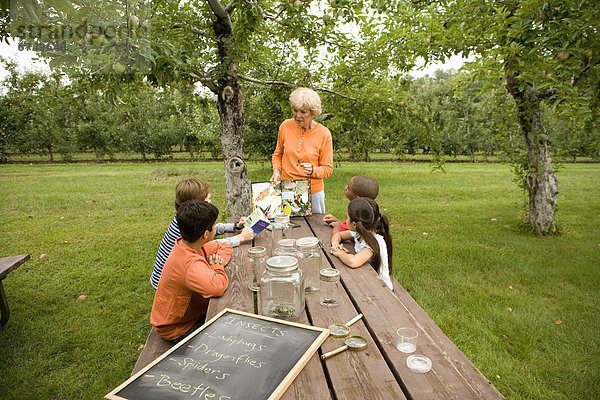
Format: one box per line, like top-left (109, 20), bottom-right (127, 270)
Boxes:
top-left (206, 0), bottom-right (231, 22)
top-left (238, 75), bottom-right (357, 101)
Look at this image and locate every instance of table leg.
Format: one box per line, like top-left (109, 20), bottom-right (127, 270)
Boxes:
top-left (0, 280), bottom-right (9, 327)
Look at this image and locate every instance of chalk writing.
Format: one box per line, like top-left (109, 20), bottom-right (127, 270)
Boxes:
top-left (171, 357), bottom-right (231, 380)
top-left (223, 316), bottom-right (287, 338)
top-left (155, 374), bottom-right (232, 400)
top-left (189, 342), bottom-right (266, 368)
top-left (204, 331), bottom-right (267, 352)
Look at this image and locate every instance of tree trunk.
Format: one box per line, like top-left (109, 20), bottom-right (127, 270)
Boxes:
top-left (506, 74), bottom-right (559, 235)
top-left (188, 143), bottom-right (194, 162)
top-left (211, 8), bottom-right (251, 217)
top-left (215, 76), bottom-right (251, 217)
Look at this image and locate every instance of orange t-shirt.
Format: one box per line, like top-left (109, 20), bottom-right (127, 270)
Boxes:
top-left (150, 238), bottom-right (231, 341)
top-left (272, 119), bottom-right (333, 194)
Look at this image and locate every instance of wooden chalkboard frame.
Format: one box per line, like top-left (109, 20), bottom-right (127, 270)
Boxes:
top-left (106, 308), bottom-right (329, 400)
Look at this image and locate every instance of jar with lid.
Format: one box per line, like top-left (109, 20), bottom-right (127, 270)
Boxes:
top-left (319, 268), bottom-right (341, 307)
top-left (259, 256), bottom-right (305, 321)
top-left (295, 237), bottom-right (322, 293)
top-left (247, 246), bottom-right (267, 292)
top-left (274, 238), bottom-right (296, 257)
top-left (271, 214), bottom-right (292, 256)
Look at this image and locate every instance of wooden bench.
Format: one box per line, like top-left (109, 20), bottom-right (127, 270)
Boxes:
top-left (0, 254), bottom-right (30, 327)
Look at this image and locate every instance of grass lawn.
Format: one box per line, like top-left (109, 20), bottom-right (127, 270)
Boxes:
top-left (0, 161), bottom-right (598, 400)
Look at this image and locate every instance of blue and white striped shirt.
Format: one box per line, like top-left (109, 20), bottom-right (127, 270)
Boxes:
top-left (150, 216), bottom-right (240, 290)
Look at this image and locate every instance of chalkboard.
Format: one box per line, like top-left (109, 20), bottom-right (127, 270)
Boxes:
top-left (106, 308), bottom-right (329, 400)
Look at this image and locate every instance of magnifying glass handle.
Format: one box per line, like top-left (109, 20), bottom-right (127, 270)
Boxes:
top-left (321, 345), bottom-right (349, 360)
top-left (345, 313), bottom-right (363, 327)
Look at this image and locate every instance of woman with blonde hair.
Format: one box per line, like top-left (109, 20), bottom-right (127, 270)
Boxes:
top-left (270, 87), bottom-right (333, 214)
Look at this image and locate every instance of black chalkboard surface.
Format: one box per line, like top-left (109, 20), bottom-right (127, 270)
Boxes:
top-left (106, 309), bottom-right (329, 400)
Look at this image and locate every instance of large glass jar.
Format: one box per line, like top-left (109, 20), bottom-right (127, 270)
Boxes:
top-left (259, 256), bottom-right (305, 321)
top-left (274, 238), bottom-right (296, 257)
top-left (247, 246), bottom-right (267, 292)
top-left (270, 214), bottom-right (292, 256)
top-left (295, 237), bottom-right (322, 293)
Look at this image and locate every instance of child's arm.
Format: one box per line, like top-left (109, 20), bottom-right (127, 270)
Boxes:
top-left (323, 214), bottom-right (341, 228)
top-left (187, 242), bottom-right (232, 297)
top-left (331, 246), bottom-right (374, 269)
top-left (331, 229), bottom-right (352, 249)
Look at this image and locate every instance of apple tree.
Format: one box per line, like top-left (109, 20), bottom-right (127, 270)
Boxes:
top-left (379, 0), bottom-right (600, 234)
top-left (6, 0), bottom-right (383, 216)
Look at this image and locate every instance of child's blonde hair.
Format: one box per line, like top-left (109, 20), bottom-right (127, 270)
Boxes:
top-left (174, 179), bottom-right (212, 211)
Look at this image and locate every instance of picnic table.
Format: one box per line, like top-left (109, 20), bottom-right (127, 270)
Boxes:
top-left (133, 215), bottom-right (505, 399)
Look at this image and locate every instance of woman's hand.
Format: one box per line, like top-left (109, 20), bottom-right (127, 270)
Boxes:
top-left (236, 227), bottom-right (255, 243)
top-left (270, 169), bottom-right (281, 183)
top-left (299, 162), bottom-right (313, 176)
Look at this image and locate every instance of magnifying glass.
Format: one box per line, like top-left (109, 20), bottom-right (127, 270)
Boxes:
top-left (328, 313), bottom-right (363, 338)
top-left (320, 336), bottom-right (368, 360)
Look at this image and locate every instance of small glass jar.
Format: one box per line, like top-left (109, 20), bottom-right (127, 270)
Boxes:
top-left (274, 238), bottom-right (296, 257)
top-left (319, 268), bottom-right (341, 307)
top-left (295, 236), bottom-right (322, 293)
top-left (259, 256), bottom-right (305, 321)
top-left (247, 246), bottom-right (267, 292)
top-left (271, 214), bottom-right (291, 256)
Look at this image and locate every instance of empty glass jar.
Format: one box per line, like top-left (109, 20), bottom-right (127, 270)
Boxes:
top-left (247, 246), bottom-right (267, 292)
top-left (271, 214), bottom-right (292, 256)
top-left (259, 256), bottom-right (305, 321)
top-left (295, 236), bottom-right (322, 293)
top-left (274, 238), bottom-right (296, 257)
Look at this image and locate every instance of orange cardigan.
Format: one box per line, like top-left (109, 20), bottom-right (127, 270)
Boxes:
top-left (150, 238), bottom-right (231, 340)
top-left (272, 119), bottom-right (333, 194)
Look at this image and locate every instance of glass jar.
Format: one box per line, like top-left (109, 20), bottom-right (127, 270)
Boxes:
top-left (259, 256), bottom-right (305, 321)
top-left (274, 238), bottom-right (296, 257)
top-left (319, 268), bottom-right (341, 307)
top-left (247, 246), bottom-right (267, 292)
top-left (271, 214), bottom-right (291, 256)
top-left (295, 237), bottom-right (322, 293)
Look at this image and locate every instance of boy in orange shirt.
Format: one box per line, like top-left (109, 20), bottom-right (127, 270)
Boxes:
top-left (150, 200), bottom-right (231, 343)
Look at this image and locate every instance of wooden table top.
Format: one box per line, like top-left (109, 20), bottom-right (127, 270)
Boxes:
top-left (207, 215), bottom-right (505, 400)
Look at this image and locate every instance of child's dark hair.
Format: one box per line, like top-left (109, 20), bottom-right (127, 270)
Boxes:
top-left (348, 198), bottom-right (383, 274)
top-left (362, 198), bottom-right (393, 276)
top-left (350, 176), bottom-right (379, 199)
top-left (177, 200), bottom-right (219, 243)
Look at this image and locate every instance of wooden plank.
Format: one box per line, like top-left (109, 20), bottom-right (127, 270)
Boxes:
top-left (307, 214), bottom-right (506, 400)
top-left (252, 220), bottom-right (331, 400)
top-left (131, 328), bottom-right (172, 376)
top-left (296, 218), bottom-right (406, 400)
top-left (0, 254), bottom-right (30, 327)
top-left (0, 254), bottom-right (30, 280)
top-left (206, 217), bottom-right (256, 319)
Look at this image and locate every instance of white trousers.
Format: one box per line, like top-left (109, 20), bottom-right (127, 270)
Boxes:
top-left (311, 190), bottom-right (325, 214)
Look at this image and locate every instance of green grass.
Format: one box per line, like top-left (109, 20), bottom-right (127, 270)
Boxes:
top-left (0, 161), bottom-right (598, 400)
